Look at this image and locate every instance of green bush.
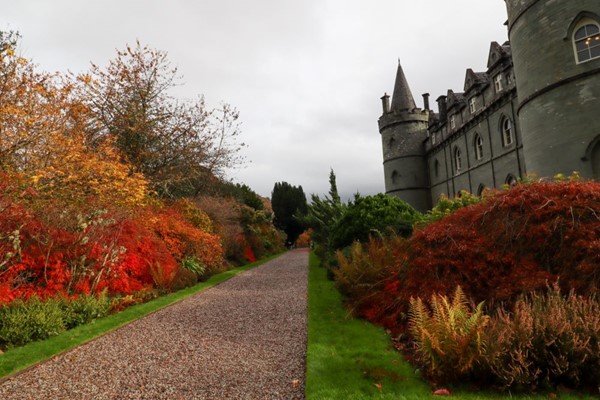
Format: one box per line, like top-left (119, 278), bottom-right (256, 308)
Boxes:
top-left (330, 194), bottom-right (422, 249)
top-left (0, 297), bottom-right (66, 348)
top-left (59, 292), bottom-right (111, 329)
top-left (181, 257), bottom-right (206, 276)
top-left (419, 190), bottom-right (483, 225)
top-left (482, 285), bottom-right (600, 391)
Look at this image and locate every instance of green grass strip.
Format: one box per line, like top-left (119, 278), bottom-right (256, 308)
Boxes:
top-left (305, 252), bottom-right (596, 400)
top-left (0, 253), bottom-right (282, 380)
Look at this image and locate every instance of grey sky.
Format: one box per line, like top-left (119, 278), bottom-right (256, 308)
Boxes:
top-left (2, 0), bottom-right (508, 200)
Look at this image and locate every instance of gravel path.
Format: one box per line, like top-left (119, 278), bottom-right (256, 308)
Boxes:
top-left (0, 250), bottom-right (308, 400)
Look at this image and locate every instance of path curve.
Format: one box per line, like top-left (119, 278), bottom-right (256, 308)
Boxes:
top-left (0, 250), bottom-right (308, 400)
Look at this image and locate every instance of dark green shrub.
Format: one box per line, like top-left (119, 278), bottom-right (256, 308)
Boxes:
top-left (330, 194), bottom-right (422, 249)
top-left (59, 292), bottom-right (111, 329)
top-left (0, 297), bottom-right (65, 348)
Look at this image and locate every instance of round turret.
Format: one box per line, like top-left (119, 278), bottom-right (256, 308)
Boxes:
top-left (378, 62), bottom-right (431, 212)
top-left (505, 0), bottom-right (600, 179)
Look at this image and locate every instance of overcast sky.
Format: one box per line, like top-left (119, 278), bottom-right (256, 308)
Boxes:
top-left (2, 0), bottom-right (508, 200)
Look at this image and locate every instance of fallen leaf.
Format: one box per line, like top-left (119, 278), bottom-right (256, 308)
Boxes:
top-left (291, 379), bottom-right (300, 389)
top-left (433, 388), bottom-right (452, 395)
top-left (374, 383), bottom-right (382, 391)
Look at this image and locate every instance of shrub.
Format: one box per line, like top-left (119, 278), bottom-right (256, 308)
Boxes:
top-left (398, 180), bottom-right (600, 316)
top-left (408, 286), bottom-right (490, 382)
top-left (0, 296), bottom-right (65, 348)
top-left (334, 236), bottom-right (406, 319)
top-left (295, 229), bottom-right (312, 248)
top-left (482, 285), bottom-right (600, 391)
top-left (181, 257), bottom-right (206, 277)
top-left (330, 194), bottom-right (422, 249)
top-left (170, 266), bottom-right (198, 291)
top-left (420, 190), bottom-right (484, 225)
top-left (59, 291), bottom-right (111, 329)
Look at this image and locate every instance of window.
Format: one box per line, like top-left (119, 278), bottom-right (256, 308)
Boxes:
top-left (474, 134), bottom-right (484, 160)
top-left (477, 184), bottom-right (486, 196)
top-left (391, 170), bottom-right (398, 184)
top-left (574, 21), bottom-right (600, 63)
top-left (431, 131), bottom-right (436, 145)
top-left (388, 136), bottom-right (396, 149)
top-left (494, 74), bottom-right (503, 92)
top-left (502, 117), bottom-right (514, 147)
top-left (434, 159), bottom-right (440, 178)
top-left (505, 174), bottom-right (518, 187)
top-left (454, 147), bottom-right (462, 173)
top-left (450, 115), bottom-right (456, 129)
top-left (469, 97), bottom-right (477, 114)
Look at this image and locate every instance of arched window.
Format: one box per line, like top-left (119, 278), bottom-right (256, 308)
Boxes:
top-left (573, 19), bottom-right (600, 63)
top-left (454, 147), bottom-right (462, 173)
top-left (474, 133), bottom-right (484, 160)
top-left (505, 174), bottom-right (518, 187)
top-left (501, 117), bottom-right (514, 147)
top-left (391, 170), bottom-right (399, 184)
top-left (477, 184), bottom-right (486, 196)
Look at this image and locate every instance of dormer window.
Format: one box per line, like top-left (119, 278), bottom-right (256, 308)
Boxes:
top-left (574, 19), bottom-right (600, 63)
top-left (450, 115), bottom-right (456, 129)
top-left (494, 74), bottom-right (503, 92)
top-left (469, 97), bottom-right (477, 114)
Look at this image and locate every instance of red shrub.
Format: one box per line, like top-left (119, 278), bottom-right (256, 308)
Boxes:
top-left (365, 180), bottom-right (600, 332)
top-left (137, 204), bottom-right (225, 273)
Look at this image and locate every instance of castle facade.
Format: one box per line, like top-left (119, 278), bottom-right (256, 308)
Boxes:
top-left (379, 0), bottom-right (600, 212)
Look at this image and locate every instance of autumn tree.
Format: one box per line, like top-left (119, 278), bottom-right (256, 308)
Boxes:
top-left (271, 182), bottom-right (307, 246)
top-left (77, 41), bottom-right (245, 197)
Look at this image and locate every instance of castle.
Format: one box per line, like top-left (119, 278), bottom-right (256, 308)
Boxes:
top-left (378, 0), bottom-right (600, 212)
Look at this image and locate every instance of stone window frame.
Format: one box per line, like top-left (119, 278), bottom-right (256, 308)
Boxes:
top-left (473, 133), bottom-right (484, 160)
top-left (391, 170), bottom-right (399, 184)
top-left (572, 18), bottom-right (600, 64)
top-left (494, 74), bottom-right (503, 93)
top-left (454, 147), bottom-right (462, 174)
top-left (434, 159), bottom-right (440, 178)
top-left (501, 116), bottom-right (514, 147)
top-left (450, 115), bottom-right (456, 129)
top-left (469, 97), bottom-right (477, 114)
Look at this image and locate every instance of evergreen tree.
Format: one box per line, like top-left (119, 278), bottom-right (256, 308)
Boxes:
top-left (297, 169), bottom-right (346, 257)
top-left (271, 182), bottom-right (307, 246)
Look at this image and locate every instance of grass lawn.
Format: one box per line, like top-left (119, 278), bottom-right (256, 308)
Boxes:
top-left (0, 253), bottom-right (282, 380)
top-left (305, 252), bottom-right (597, 400)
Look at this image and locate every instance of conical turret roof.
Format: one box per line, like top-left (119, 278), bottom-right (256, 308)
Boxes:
top-left (391, 61), bottom-right (417, 112)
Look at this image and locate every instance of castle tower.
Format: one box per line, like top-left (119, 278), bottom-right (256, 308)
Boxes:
top-left (505, 0), bottom-right (600, 179)
top-left (378, 62), bottom-right (430, 211)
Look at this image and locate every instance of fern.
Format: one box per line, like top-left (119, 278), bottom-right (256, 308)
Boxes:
top-left (408, 285), bottom-right (490, 381)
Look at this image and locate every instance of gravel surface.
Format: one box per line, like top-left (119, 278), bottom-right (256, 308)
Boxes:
top-left (0, 250), bottom-right (308, 400)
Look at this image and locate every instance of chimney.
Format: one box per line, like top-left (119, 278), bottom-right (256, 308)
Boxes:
top-left (381, 92), bottom-right (390, 114)
top-left (436, 95), bottom-right (447, 120)
top-left (422, 93), bottom-right (430, 111)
